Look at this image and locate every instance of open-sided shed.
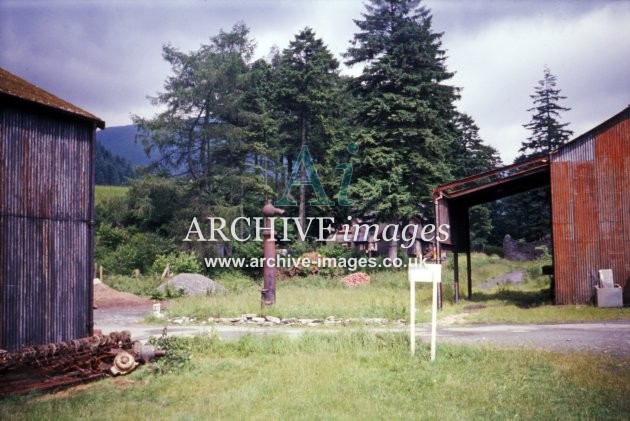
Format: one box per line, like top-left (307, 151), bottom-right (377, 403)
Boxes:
top-left (0, 67), bottom-right (105, 351)
top-left (434, 106), bottom-right (629, 305)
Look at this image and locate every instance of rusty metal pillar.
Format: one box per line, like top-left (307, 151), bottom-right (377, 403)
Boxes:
top-left (261, 201), bottom-right (284, 306)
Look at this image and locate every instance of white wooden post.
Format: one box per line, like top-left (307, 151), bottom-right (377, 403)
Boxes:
top-left (408, 259), bottom-right (442, 361)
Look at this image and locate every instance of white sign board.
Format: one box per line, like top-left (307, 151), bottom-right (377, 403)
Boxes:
top-left (408, 261), bottom-right (442, 283)
top-left (408, 259), bottom-right (441, 361)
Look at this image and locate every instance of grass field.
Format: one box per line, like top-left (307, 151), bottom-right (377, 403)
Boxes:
top-left (95, 185), bottom-right (129, 205)
top-left (1, 333), bottom-right (628, 420)
top-left (4, 255), bottom-right (629, 418)
top-left (103, 253), bottom-right (629, 325)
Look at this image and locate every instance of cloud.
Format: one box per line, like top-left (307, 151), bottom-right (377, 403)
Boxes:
top-left (1, 0), bottom-right (627, 164)
top-left (440, 1), bottom-right (630, 162)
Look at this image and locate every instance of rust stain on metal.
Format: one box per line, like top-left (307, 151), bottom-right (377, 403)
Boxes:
top-left (551, 106), bottom-right (630, 304)
top-left (434, 106), bottom-right (629, 305)
top-left (261, 201), bottom-right (285, 306)
top-left (0, 331), bottom-right (165, 397)
top-left (1, 67), bottom-right (104, 351)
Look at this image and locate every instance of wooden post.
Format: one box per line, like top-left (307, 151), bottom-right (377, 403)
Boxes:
top-left (99, 265), bottom-right (103, 282)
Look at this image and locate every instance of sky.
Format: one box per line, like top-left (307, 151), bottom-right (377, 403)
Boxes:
top-left (1, 0), bottom-right (628, 164)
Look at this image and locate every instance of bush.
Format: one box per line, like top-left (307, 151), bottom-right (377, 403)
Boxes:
top-left (95, 195), bottom-right (129, 227)
top-left (288, 241), bottom-right (312, 257)
top-left (96, 223), bottom-right (129, 250)
top-left (232, 241), bottom-right (263, 277)
top-left (98, 232), bottom-right (175, 276)
top-left (484, 245), bottom-right (504, 257)
top-left (152, 251), bottom-right (202, 275)
top-left (316, 244), bottom-right (352, 260)
top-left (146, 334), bottom-right (193, 375)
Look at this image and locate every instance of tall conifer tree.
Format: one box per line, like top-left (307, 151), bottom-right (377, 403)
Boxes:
top-left (275, 27), bottom-right (341, 229)
top-left (344, 0), bottom-right (460, 258)
top-left (519, 66), bottom-right (573, 159)
top-left (492, 67), bottom-right (573, 243)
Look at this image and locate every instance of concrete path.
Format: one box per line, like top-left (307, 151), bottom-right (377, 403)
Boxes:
top-left (94, 307), bottom-right (630, 357)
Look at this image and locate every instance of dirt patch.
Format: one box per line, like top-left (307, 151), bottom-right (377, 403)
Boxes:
top-left (111, 378), bottom-right (148, 390)
top-left (439, 313), bottom-right (471, 326)
top-left (94, 279), bottom-right (153, 309)
top-left (478, 270), bottom-right (525, 290)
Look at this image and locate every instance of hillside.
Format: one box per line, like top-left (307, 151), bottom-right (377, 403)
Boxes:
top-left (95, 142), bottom-right (137, 185)
top-left (96, 124), bottom-right (156, 167)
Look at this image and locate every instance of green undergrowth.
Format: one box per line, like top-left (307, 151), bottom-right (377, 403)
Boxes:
top-left (1, 333), bottom-right (628, 420)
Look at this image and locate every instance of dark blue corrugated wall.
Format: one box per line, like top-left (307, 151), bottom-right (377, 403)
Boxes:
top-left (0, 103), bottom-right (94, 351)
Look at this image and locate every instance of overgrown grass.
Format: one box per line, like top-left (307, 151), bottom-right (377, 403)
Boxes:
top-left (105, 254), bottom-right (629, 324)
top-left (95, 185), bottom-right (128, 205)
top-left (102, 274), bottom-right (164, 297)
top-left (1, 333), bottom-right (628, 420)
top-left (160, 254), bottom-right (629, 324)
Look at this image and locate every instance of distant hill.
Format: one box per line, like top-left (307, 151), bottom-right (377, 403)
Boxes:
top-left (95, 142), bottom-right (137, 185)
top-left (96, 124), bottom-right (156, 167)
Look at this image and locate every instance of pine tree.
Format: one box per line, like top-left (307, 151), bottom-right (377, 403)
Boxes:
top-left (274, 27), bottom-right (341, 229)
top-left (344, 0), bottom-right (460, 258)
top-left (452, 112), bottom-right (502, 249)
top-left (518, 66), bottom-right (573, 159)
top-left (452, 112), bottom-right (502, 178)
top-left (95, 141), bottom-right (137, 185)
top-left (492, 67), bottom-right (573, 243)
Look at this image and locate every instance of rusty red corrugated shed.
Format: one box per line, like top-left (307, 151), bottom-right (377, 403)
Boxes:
top-left (551, 106), bottom-right (630, 304)
top-left (0, 67), bottom-right (103, 351)
top-left (434, 106), bottom-right (629, 305)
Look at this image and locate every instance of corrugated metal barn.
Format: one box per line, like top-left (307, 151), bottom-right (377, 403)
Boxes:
top-left (550, 107), bottom-right (630, 304)
top-left (0, 67), bottom-right (105, 351)
top-left (434, 106), bottom-right (629, 305)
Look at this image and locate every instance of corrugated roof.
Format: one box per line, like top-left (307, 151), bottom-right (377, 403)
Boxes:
top-left (0, 67), bottom-right (105, 129)
top-left (433, 156), bottom-right (550, 207)
top-left (552, 105), bottom-right (629, 160)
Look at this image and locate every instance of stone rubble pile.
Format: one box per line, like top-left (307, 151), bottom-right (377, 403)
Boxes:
top-left (167, 313), bottom-right (406, 326)
top-left (340, 272), bottom-right (371, 288)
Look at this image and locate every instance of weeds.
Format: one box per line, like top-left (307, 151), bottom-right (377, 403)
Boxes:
top-left (146, 334), bottom-right (193, 375)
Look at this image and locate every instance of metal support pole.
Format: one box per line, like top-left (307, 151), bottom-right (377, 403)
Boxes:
top-left (466, 248), bottom-right (472, 300)
top-left (453, 251), bottom-right (459, 303)
top-left (433, 195), bottom-right (442, 309)
top-left (430, 276), bottom-right (438, 361)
